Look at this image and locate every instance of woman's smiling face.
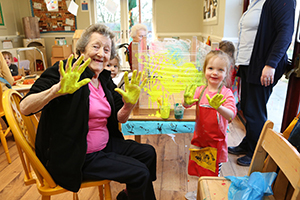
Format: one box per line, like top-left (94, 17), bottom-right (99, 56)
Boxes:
top-left (83, 32), bottom-right (112, 75)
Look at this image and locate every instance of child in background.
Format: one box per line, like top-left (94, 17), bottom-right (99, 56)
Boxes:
top-left (105, 54), bottom-right (121, 79)
top-left (219, 40), bottom-right (239, 105)
top-left (183, 50), bottom-right (237, 177)
top-left (2, 51), bottom-right (18, 76)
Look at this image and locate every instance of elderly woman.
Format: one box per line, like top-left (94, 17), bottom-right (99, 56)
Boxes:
top-left (20, 24), bottom-right (157, 200)
top-left (128, 23), bottom-right (148, 70)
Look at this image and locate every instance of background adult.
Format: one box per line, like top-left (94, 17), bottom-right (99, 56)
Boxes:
top-left (20, 23), bottom-right (157, 200)
top-left (128, 23), bottom-right (148, 70)
top-left (228, 0), bottom-right (295, 166)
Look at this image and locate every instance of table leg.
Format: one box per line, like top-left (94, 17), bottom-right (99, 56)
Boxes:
top-left (135, 135), bottom-right (141, 143)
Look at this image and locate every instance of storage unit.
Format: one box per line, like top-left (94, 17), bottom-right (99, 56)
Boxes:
top-left (22, 16), bottom-right (40, 39)
top-left (51, 45), bottom-right (72, 65)
top-left (72, 30), bottom-right (84, 57)
top-left (52, 45), bottom-right (72, 58)
top-left (23, 38), bottom-right (48, 74)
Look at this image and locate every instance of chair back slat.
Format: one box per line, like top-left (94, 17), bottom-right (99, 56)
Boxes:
top-left (2, 89), bottom-right (57, 188)
top-left (249, 120), bottom-right (300, 199)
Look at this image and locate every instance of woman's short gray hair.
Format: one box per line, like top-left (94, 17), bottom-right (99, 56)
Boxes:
top-left (130, 23), bottom-right (148, 38)
top-left (76, 23), bottom-right (116, 59)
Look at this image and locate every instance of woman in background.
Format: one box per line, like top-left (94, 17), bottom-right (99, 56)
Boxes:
top-left (128, 23), bottom-right (148, 70)
top-left (228, 0), bottom-right (295, 166)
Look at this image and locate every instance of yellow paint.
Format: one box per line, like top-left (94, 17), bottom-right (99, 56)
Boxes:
top-left (155, 110), bottom-right (161, 118)
top-left (137, 50), bottom-right (205, 108)
top-left (160, 104), bottom-right (170, 119)
top-left (190, 147), bottom-right (217, 172)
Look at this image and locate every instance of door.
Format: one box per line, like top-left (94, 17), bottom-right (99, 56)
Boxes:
top-left (95, 0), bottom-right (130, 69)
top-left (94, 0), bottom-right (153, 70)
top-left (281, 9), bottom-right (300, 132)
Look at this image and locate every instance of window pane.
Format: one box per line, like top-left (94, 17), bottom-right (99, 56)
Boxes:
top-left (130, 0), bottom-right (153, 42)
top-left (95, 0), bottom-right (121, 44)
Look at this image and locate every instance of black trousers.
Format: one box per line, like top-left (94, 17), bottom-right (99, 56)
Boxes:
top-left (238, 65), bottom-right (280, 157)
top-left (82, 137), bottom-right (157, 200)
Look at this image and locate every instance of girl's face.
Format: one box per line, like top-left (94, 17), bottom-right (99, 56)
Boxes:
top-left (105, 58), bottom-right (119, 78)
top-left (83, 32), bottom-right (111, 75)
top-left (4, 55), bottom-right (12, 66)
top-left (205, 56), bottom-right (227, 88)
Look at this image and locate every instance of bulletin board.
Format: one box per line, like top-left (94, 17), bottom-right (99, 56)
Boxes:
top-left (30, 0), bottom-right (76, 33)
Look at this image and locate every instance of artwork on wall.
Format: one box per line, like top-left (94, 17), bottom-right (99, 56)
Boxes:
top-left (203, 0), bottom-right (218, 25)
top-left (0, 3), bottom-right (5, 26)
top-left (30, 0), bottom-right (76, 33)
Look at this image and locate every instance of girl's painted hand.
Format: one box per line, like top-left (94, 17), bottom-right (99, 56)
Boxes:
top-left (114, 70), bottom-right (147, 104)
top-left (184, 84), bottom-right (199, 105)
top-left (57, 54), bottom-right (91, 94)
top-left (206, 93), bottom-right (226, 110)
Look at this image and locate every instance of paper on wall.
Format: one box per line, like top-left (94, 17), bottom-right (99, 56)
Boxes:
top-left (45, 0), bottom-right (58, 12)
top-left (65, 26), bottom-right (71, 31)
top-left (65, 18), bottom-right (74, 26)
top-left (33, 2), bottom-right (42, 10)
top-left (68, 0), bottom-right (79, 16)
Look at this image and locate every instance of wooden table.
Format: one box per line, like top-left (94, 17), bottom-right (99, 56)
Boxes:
top-left (12, 84), bottom-right (32, 95)
top-left (123, 107), bottom-right (196, 142)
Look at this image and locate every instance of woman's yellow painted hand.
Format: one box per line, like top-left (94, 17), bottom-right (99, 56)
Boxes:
top-left (57, 54), bottom-right (91, 94)
top-left (184, 84), bottom-right (199, 105)
top-left (206, 93), bottom-right (226, 110)
top-left (114, 70), bottom-right (147, 104)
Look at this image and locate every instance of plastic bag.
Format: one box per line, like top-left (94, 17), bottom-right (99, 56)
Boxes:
top-left (225, 172), bottom-right (277, 200)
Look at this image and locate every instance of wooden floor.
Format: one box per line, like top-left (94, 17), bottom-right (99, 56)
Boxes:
top-left (0, 116), bottom-right (248, 200)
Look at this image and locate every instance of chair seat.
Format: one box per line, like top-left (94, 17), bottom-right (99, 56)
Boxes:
top-left (197, 176), bottom-right (275, 200)
top-left (37, 179), bottom-right (111, 196)
top-left (197, 177), bottom-right (230, 200)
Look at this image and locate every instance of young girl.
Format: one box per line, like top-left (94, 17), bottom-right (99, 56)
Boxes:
top-left (183, 50), bottom-right (237, 177)
top-left (2, 51), bottom-right (18, 76)
top-left (105, 54), bottom-right (121, 79)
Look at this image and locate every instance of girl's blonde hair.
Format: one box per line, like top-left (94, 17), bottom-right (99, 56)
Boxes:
top-left (111, 54), bottom-right (121, 70)
top-left (203, 50), bottom-right (231, 86)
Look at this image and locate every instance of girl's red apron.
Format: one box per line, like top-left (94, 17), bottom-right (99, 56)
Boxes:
top-left (188, 86), bottom-right (227, 177)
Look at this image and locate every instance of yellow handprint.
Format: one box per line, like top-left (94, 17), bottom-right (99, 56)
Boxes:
top-left (114, 70), bottom-right (147, 104)
top-left (184, 84), bottom-right (199, 105)
top-left (206, 93), bottom-right (226, 110)
top-left (57, 54), bottom-right (91, 94)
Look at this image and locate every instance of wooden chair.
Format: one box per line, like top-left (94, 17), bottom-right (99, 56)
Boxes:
top-left (2, 89), bottom-right (112, 200)
top-left (197, 120), bottom-right (300, 200)
top-left (0, 84), bottom-right (12, 163)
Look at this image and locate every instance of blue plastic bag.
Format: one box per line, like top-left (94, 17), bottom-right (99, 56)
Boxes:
top-left (225, 172), bottom-right (277, 200)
